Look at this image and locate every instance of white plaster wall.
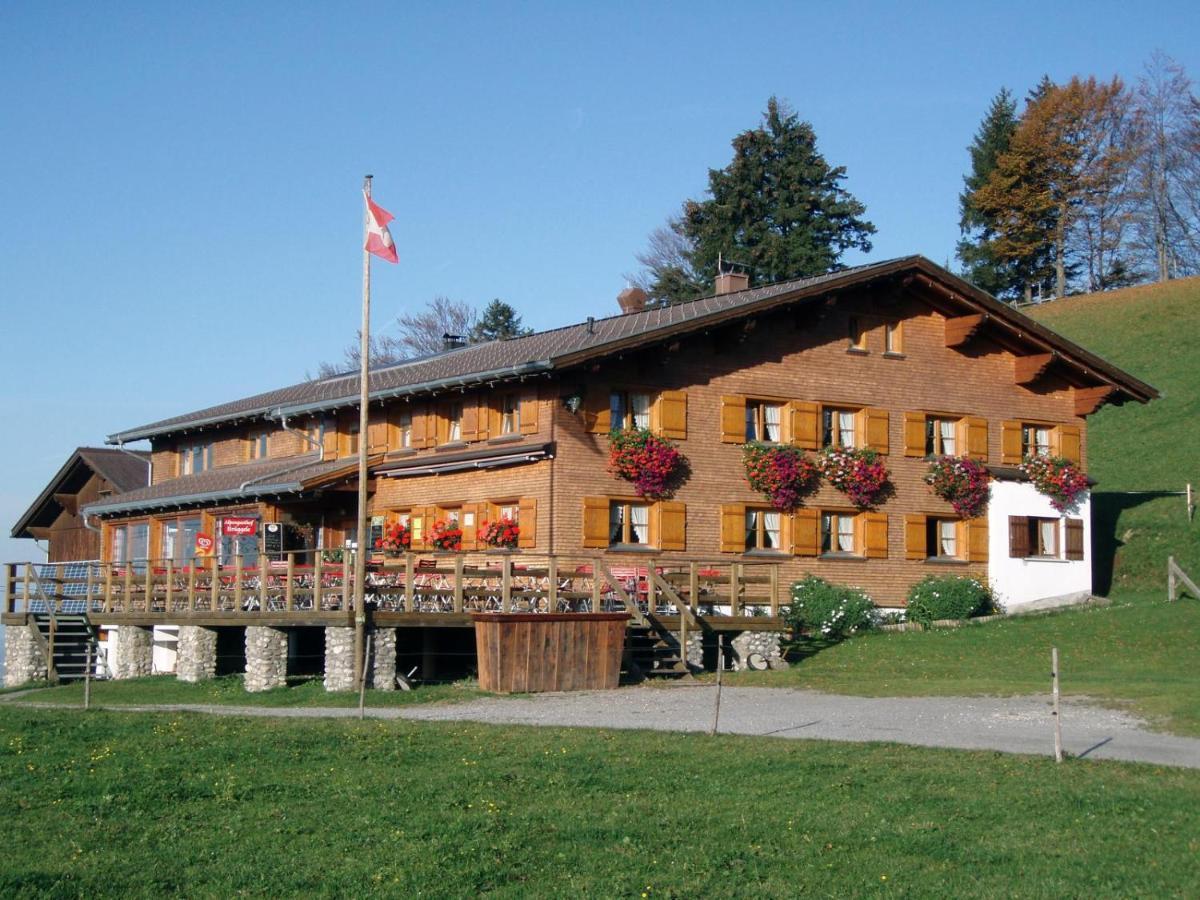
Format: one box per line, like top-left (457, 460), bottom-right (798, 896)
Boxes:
top-left (153, 625), bottom-right (178, 674)
top-left (987, 481), bottom-right (1091, 609)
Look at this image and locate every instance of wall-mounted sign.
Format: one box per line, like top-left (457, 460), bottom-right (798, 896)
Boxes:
top-left (195, 533), bottom-right (215, 557)
top-left (221, 516), bottom-right (259, 537)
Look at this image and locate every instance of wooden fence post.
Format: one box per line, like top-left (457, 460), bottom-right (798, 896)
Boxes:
top-left (1051, 646), bottom-right (1063, 764)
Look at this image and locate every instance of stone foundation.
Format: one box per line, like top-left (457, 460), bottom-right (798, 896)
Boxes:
top-left (114, 625), bottom-right (154, 679)
top-left (176, 625), bottom-right (218, 683)
top-left (370, 627), bottom-right (397, 690)
top-left (680, 631), bottom-right (703, 671)
top-left (244, 626), bottom-right (287, 692)
top-left (730, 631), bottom-right (785, 671)
top-left (5, 623), bottom-right (48, 687)
top-left (324, 626), bottom-right (355, 692)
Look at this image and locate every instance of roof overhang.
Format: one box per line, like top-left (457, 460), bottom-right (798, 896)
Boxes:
top-left (376, 442), bottom-right (554, 478)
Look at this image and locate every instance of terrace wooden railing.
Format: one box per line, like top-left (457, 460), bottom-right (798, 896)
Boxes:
top-left (3, 552), bottom-right (784, 624)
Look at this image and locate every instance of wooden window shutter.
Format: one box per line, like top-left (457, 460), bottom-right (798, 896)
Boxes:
top-left (1065, 518), bottom-right (1084, 560)
top-left (1008, 516), bottom-right (1030, 558)
top-left (863, 512), bottom-right (888, 559)
top-left (656, 390), bottom-right (687, 440)
top-left (719, 503), bottom-right (745, 552)
top-left (863, 408), bottom-right (889, 454)
top-left (1000, 421), bottom-right (1023, 464)
top-left (367, 412), bottom-right (389, 453)
top-left (459, 402), bottom-right (479, 443)
top-left (788, 401), bottom-right (820, 450)
top-left (720, 396), bottom-right (746, 443)
top-left (519, 388), bottom-right (539, 435)
top-left (472, 398), bottom-right (490, 441)
top-left (516, 497), bottom-right (536, 548)
top-left (410, 406), bottom-right (430, 449)
top-left (459, 503), bottom-right (479, 551)
top-left (584, 390), bottom-right (611, 434)
top-left (903, 412), bottom-right (927, 457)
top-left (1057, 424), bottom-right (1082, 465)
top-left (322, 421), bottom-right (339, 459)
top-left (655, 501), bottom-right (686, 551)
top-left (582, 497), bottom-right (609, 548)
top-left (778, 511), bottom-right (794, 555)
top-left (904, 514), bottom-right (927, 560)
top-left (486, 397), bottom-right (502, 439)
top-left (963, 417), bottom-right (988, 461)
top-left (793, 508), bottom-right (819, 557)
top-left (966, 517), bottom-right (989, 562)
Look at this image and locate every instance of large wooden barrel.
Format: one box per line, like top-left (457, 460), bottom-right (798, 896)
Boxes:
top-left (471, 613), bottom-right (630, 693)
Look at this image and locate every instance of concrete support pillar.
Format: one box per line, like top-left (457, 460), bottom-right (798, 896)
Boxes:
top-left (369, 627), bottom-right (398, 691)
top-left (244, 626), bottom-right (288, 692)
top-left (114, 625), bottom-right (154, 679)
top-left (176, 625), bottom-right (219, 683)
top-left (324, 626), bottom-right (355, 692)
top-left (4, 623), bottom-right (48, 687)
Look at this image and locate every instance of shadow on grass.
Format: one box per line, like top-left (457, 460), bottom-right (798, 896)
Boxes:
top-left (1091, 490), bottom-right (1179, 595)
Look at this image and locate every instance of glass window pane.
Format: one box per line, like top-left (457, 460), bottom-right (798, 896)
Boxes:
top-left (745, 510), bottom-right (758, 549)
top-left (630, 505), bottom-right (649, 544)
top-left (764, 511), bottom-right (780, 549)
top-left (180, 518), bottom-right (201, 564)
top-left (162, 521), bottom-right (177, 561)
top-left (821, 514), bottom-right (832, 553)
top-left (745, 404), bottom-right (757, 441)
top-left (837, 516), bottom-right (854, 552)
top-left (609, 392), bottom-right (626, 430)
top-left (939, 420), bottom-right (956, 455)
top-left (939, 520), bottom-right (957, 557)
top-left (764, 405), bottom-right (782, 442)
top-left (631, 394), bottom-right (651, 430)
top-left (838, 411), bottom-right (856, 448)
top-left (112, 526), bottom-right (127, 563)
top-left (1040, 520), bottom-right (1056, 555)
top-left (1036, 428), bottom-right (1051, 456)
top-left (609, 504), bottom-right (624, 544)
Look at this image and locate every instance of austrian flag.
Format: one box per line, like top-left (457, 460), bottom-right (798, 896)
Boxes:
top-left (363, 191), bottom-right (399, 263)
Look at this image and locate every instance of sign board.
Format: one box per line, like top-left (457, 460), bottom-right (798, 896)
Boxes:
top-left (264, 522), bottom-right (283, 557)
top-left (194, 532), bottom-right (215, 557)
top-left (221, 516), bottom-right (259, 537)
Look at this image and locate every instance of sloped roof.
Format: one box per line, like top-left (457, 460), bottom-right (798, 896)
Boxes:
top-left (80, 453), bottom-right (364, 518)
top-left (106, 256), bottom-right (1158, 444)
top-left (11, 447), bottom-right (150, 539)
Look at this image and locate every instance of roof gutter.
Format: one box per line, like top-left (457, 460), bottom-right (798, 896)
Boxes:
top-left (82, 482), bottom-right (307, 519)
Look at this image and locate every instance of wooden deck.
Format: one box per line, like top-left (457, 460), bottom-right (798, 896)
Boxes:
top-left (2, 553), bottom-right (790, 632)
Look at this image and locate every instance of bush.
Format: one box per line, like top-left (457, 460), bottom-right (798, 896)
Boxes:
top-left (786, 575), bottom-right (876, 640)
top-left (905, 575), bottom-right (995, 624)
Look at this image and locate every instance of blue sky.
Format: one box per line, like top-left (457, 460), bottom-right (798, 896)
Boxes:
top-left (1, 0), bottom-right (1197, 565)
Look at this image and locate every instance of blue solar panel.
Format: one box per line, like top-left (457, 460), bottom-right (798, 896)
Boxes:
top-left (19, 561), bottom-right (100, 614)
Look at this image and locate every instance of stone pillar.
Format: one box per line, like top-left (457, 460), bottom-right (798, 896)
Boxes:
top-left (244, 626), bottom-right (288, 692)
top-left (679, 630), bottom-right (703, 671)
top-left (323, 625), bottom-right (355, 692)
top-left (176, 625), bottom-right (219, 683)
top-left (369, 627), bottom-right (398, 691)
top-left (730, 631), bottom-right (786, 671)
top-left (114, 625), bottom-right (154, 679)
top-left (4, 623), bottom-right (48, 687)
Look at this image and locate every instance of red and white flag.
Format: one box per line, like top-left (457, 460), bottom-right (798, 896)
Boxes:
top-left (363, 191), bottom-right (399, 264)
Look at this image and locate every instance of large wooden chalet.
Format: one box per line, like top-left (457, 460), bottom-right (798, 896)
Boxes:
top-left (3, 256), bottom-right (1155, 689)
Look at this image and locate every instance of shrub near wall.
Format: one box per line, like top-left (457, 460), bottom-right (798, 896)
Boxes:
top-left (786, 575), bottom-right (876, 640)
top-left (905, 575), bottom-right (996, 625)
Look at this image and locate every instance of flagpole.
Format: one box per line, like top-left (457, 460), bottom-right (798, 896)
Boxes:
top-left (353, 175), bottom-right (372, 690)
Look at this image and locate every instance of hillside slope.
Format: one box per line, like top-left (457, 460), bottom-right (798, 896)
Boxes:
top-left (1027, 277), bottom-right (1200, 592)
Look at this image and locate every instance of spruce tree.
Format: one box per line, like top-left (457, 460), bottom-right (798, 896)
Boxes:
top-left (956, 88), bottom-right (1023, 299)
top-left (470, 299), bottom-right (532, 343)
top-left (644, 97), bottom-right (875, 303)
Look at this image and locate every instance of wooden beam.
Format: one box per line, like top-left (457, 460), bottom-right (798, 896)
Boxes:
top-left (1014, 353), bottom-right (1054, 386)
top-left (52, 493), bottom-right (78, 516)
top-left (1074, 385), bottom-right (1116, 416)
top-left (944, 314), bottom-right (985, 348)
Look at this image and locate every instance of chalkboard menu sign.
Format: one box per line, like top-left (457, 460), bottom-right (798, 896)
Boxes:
top-left (369, 516), bottom-right (385, 554)
top-left (264, 522), bottom-right (284, 560)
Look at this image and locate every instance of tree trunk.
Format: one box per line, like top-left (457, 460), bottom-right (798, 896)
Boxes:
top-left (1055, 208), bottom-right (1067, 299)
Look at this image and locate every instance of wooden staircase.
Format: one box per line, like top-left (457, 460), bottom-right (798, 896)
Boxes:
top-left (32, 613), bottom-right (108, 683)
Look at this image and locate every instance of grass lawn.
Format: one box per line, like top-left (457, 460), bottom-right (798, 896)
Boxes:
top-left (721, 591), bottom-right (1200, 736)
top-left (17, 674), bottom-right (485, 708)
top-left (1, 706), bottom-right (1197, 898)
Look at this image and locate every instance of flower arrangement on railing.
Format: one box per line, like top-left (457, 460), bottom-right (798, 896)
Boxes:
top-left (428, 519), bottom-right (464, 551)
top-left (924, 455), bottom-right (991, 518)
top-left (1021, 454), bottom-right (1089, 513)
top-left (607, 428), bottom-right (687, 499)
top-left (376, 521), bottom-right (412, 556)
top-left (816, 446), bottom-right (892, 508)
top-left (478, 516), bottom-right (520, 549)
top-left (742, 442), bottom-right (820, 510)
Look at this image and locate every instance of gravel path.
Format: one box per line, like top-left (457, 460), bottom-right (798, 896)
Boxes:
top-left (11, 686), bottom-right (1200, 769)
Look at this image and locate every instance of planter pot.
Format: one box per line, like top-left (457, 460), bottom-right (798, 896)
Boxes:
top-left (472, 613), bottom-right (630, 694)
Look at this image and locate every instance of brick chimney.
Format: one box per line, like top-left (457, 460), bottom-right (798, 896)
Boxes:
top-left (714, 270), bottom-right (750, 295)
top-left (617, 286), bottom-right (648, 314)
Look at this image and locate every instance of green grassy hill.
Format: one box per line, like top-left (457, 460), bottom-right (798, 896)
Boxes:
top-left (1027, 276), bottom-right (1200, 592)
